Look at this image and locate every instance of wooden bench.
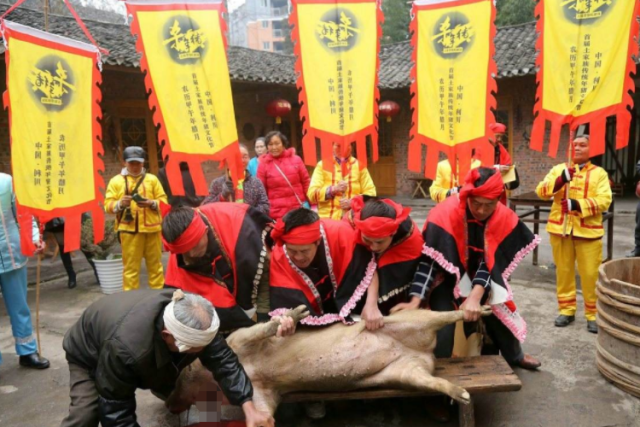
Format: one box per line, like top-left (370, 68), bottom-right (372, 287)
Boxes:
top-left (218, 356), bottom-right (521, 427)
top-left (409, 177), bottom-right (432, 199)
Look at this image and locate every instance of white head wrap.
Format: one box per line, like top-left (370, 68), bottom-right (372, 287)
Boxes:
top-left (163, 290), bottom-right (220, 352)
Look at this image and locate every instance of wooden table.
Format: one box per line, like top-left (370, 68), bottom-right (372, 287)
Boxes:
top-left (409, 177), bottom-right (432, 199)
top-left (219, 356), bottom-right (521, 427)
top-left (509, 191), bottom-right (614, 265)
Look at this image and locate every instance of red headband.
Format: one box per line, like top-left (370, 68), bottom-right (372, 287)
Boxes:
top-left (458, 169), bottom-right (504, 209)
top-left (489, 123), bottom-right (507, 134)
top-left (352, 196), bottom-right (411, 238)
top-left (271, 219), bottom-right (321, 246)
top-left (163, 211), bottom-right (208, 254)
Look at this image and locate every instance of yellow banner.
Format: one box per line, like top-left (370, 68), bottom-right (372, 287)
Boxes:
top-left (542, 0), bottom-right (635, 116)
top-left (415, 0), bottom-right (492, 146)
top-left (6, 27), bottom-right (96, 210)
top-left (298, 1), bottom-right (378, 136)
top-left (131, 4), bottom-right (238, 156)
top-left (408, 0), bottom-right (496, 178)
top-left (531, 0), bottom-right (639, 157)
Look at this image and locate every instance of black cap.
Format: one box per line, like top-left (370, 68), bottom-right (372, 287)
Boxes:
top-left (123, 146), bottom-right (146, 163)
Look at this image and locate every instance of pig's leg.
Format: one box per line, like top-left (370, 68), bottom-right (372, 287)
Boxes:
top-left (227, 305), bottom-right (309, 348)
top-left (426, 306), bottom-right (492, 333)
top-left (251, 385), bottom-right (281, 417)
top-left (365, 359), bottom-right (471, 405)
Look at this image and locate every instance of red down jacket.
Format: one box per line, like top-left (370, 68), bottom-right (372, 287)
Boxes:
top-left (257, 148), bottom-right (311, 220)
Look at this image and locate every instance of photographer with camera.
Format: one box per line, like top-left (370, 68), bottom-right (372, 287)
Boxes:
top-left (105, 146), bottom-right (168, 291)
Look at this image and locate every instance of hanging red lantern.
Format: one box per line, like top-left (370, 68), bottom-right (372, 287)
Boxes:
top-left (266, 99), bottom-right (292, 124)
top-left (379, 100), bottom-right (400, 122)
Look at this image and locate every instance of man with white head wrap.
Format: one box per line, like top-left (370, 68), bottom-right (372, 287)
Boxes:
top-left (61, 289), bottom-right (274, 427)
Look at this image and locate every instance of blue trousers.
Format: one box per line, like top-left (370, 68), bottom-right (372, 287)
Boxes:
top-left (0, 266), bottom-right (37, 365)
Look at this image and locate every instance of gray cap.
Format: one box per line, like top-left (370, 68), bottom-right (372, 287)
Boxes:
top-left (123, 146), bottom-right (146, 163)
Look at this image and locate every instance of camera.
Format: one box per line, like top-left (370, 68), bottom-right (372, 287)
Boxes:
top-left (123, 207), bottom-right (134, 222)
top-left (132, 192), bottom-right (147, 203)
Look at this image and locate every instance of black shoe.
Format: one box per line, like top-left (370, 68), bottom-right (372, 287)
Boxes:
top-left (626, 249), bottom-right (640, 258)
top-left (19, 353), bottom-right (50, 369)
top-left (68, 277), bottom-right (77, 289)
top-left (587, 321), bottom-right (598, 334)
top-left (554, 315), bottom-right (575, 327)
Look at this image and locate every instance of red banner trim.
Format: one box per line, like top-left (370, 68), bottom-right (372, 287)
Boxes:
top-left (290, 0), bottom-right (382, 171)
top-left (408, 0), bottom-right (497, 179)
top-left (2, 26), bottom-right (105, 254)
top-left (126, 0), bottom-right (243, 195)
top-left (530, 0), bottom-right (640, 159)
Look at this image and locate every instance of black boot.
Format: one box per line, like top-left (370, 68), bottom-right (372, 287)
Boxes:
top-left (587, 320), bottom-right (598, 334)
top-left (68, 271), bottom-right (77, 289)
top-left (19, 353), bottom-right (50, 369)
top-left (554, 315), bottom-right (575, 327)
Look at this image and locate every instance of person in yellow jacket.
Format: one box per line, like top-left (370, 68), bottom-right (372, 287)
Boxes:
top-left (535, 135), bottom-right (612, 334)
top-left (307, 142), bottom-right (376, 219)
top-left (429, 157), bottom-right (482, 203)
top-left (105, 146), bottom-right (168, 291)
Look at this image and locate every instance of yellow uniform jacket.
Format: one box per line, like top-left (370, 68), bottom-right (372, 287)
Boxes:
top-left (535, 162), bottom-right (612, 239)
top-left (307, 157), bottom-right (376, 220)
top-left (429, 159), bottom-right (482, 203)
top-left (105, 172), bottom-right (168, 233)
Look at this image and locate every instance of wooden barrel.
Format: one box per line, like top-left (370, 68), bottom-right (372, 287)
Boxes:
top-left (596, 259), bottom-right (640, 398)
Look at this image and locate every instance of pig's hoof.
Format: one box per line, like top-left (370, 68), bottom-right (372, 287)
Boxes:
top-left (450, 388), bottom-right (471, 405)
top-left (480, 306), bottom-right (493, 317)
top-left (287, 305), bottom-right (311, 323)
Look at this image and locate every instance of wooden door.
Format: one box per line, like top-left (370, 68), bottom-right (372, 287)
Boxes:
top-left (109, 100), bottom-right (161, 174)
top-left (368, 119), bottom-right (396, 196)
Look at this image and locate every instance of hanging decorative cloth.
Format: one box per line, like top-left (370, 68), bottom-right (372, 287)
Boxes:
top-left (530, 0), bottom-right (640, 158)
top-left (290, 0), bottom-right (383, 171)
top-left (1, 0), bottom-right (108, 255)
top-left (408, 0), bottom-right (496, 179)
top-left (125, 0), bottom-right (244, 193)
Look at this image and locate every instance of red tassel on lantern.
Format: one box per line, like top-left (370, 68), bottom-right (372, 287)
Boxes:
top-left (379, 100), bottom-right (400, 122)
top-left (266, 99), bottom-right (292, 124)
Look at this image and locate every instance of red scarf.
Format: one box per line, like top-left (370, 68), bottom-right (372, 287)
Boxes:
top-left (163, 210), bottom-right (207, 254)
top-left (351, 196), bottom-right (411, 238)
top-left (458, 169), bottom-right (504, 210)
top-left (271, 219), bottom-right (321, 246)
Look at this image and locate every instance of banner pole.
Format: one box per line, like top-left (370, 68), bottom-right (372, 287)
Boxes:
top-left (35, 253), bottom-right (42, 355)
top-left (562, 129), bottom-right (575, 237)
top-left (44, 0), bottom-right (49, 31)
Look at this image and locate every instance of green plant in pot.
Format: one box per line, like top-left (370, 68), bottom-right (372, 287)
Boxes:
top-left (80, 217), bottom-right (121, 260)
top-left (81, 217), bottom-right (124, 294)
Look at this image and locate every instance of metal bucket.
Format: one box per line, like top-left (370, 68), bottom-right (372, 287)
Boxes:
top-left (596, 258), bottom-right (640, 398)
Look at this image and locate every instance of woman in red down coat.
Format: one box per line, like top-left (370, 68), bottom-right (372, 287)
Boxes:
top-left (257, 131), bottom-right (311, 220)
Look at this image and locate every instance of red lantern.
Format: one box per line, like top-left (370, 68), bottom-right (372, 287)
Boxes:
top-left (266, 99), bottom-right (292, 124)
top-left (379, 100), bottom-right (400, 122)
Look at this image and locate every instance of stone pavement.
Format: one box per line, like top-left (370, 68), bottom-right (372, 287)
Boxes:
top-left (1, 195), bottom-right (639, 427)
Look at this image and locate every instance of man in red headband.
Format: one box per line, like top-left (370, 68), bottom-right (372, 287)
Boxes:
top-left (268, 208), bottom-right (379, 330)
top-left (393, 167), bottom-right (541, 371)
top-left (489, 122), bottom-right (518, 204)
top-left (344, 196), bottom-right (424, 322)
top-left (163, 203), bottom-right (291, 333)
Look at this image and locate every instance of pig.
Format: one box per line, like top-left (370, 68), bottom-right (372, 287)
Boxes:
top-left (167, 305), bottom-right (493, 417)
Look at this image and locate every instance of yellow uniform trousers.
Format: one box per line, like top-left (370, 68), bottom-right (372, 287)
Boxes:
top-left (549, 234), bottom-right (601, 321)
top-left (120, 231), bottom-right (164, 291)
